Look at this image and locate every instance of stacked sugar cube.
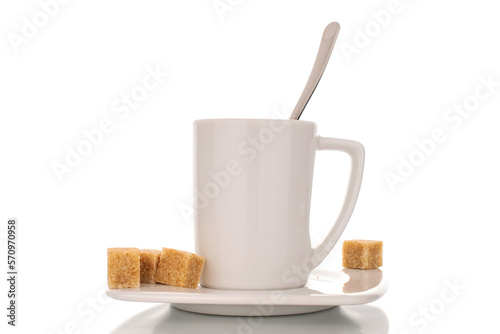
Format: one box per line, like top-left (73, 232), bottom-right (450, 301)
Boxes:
top-left (342, 240), bottom-right (383, 269)
top-left (107, 247), bottom-right (205, 289)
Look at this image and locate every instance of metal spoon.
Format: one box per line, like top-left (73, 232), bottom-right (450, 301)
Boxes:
top-left (289, 22), bottom-right (340, 120)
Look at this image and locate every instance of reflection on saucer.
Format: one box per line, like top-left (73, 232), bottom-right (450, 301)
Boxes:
top-left (111, 304), bottom-right (388, 334)
top-left (342, 269), bottom-right (383, 293)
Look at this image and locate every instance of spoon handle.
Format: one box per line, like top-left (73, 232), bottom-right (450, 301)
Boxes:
top-left (290, 22), bottom-right (340, 120)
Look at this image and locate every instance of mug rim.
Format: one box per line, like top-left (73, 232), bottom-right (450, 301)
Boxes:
top-left (194, 118), bottom-right (316, 126)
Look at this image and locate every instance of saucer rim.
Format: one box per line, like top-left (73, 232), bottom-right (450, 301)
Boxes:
top-left (106, 268), bottom-right (387, 307)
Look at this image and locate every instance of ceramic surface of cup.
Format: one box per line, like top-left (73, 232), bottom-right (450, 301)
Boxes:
top-left (194, 119), bottom-right (364, 290)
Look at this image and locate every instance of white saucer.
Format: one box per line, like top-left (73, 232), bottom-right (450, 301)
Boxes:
top-left (106, 268), bottom-right (386, 316)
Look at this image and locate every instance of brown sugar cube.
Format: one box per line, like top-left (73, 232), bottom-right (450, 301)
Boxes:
top-left (140, 249), bottom-right (161, 284)
top-left (156, 248), bottom-right (205, 289)
top-left (342, 240), bottom-right (383, 269)
top-left (107, 248), bottom-right (140, 289)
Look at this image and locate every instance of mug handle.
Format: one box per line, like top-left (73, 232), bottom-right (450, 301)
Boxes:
top-left (310, 136), bottom-right (365, 267)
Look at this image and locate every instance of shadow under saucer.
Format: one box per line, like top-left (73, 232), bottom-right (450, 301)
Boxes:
top-left (110, 304), bottom-right (388, 334)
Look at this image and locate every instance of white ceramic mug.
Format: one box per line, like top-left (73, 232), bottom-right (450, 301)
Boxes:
top-left (194, 119), bottom-right (364, 290)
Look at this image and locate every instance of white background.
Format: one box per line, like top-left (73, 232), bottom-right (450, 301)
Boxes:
top-left (1, 0), bottom-right (499, 333)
